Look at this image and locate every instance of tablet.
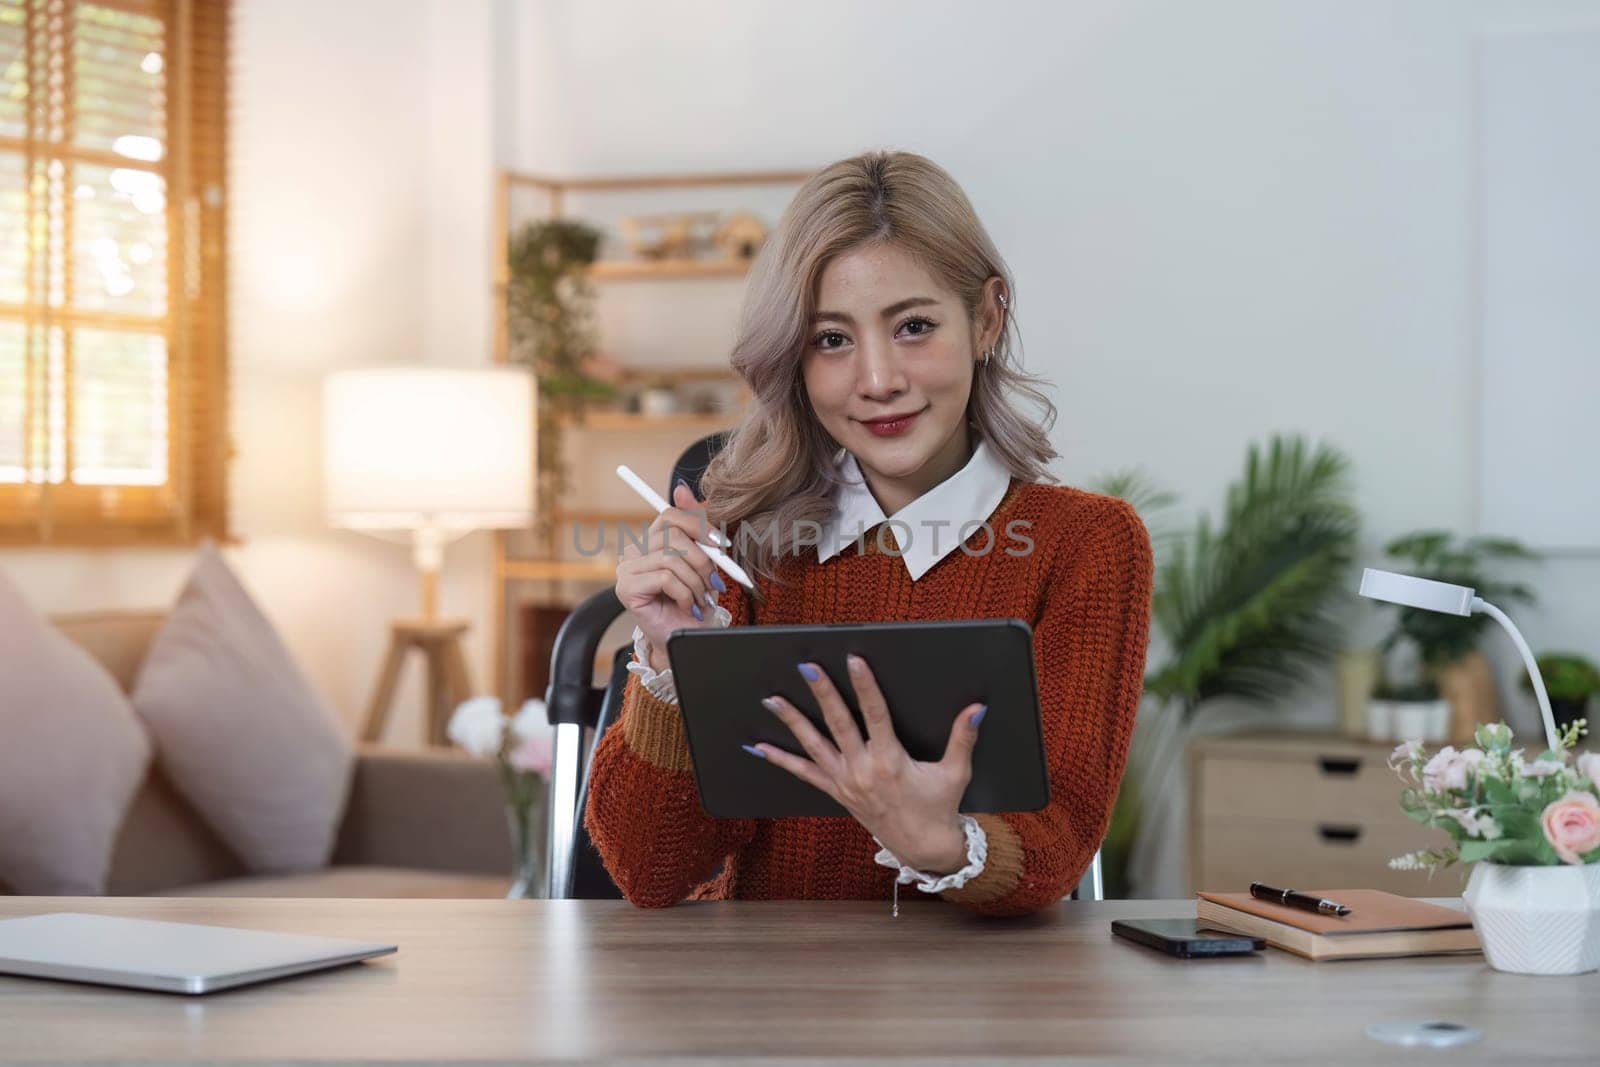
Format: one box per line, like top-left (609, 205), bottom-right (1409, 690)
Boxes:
top-left (665, 618), bottom-right (1050, 819)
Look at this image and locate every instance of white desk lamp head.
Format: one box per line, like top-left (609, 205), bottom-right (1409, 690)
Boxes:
top-left (1358, 568), bottom-right (1559, 750)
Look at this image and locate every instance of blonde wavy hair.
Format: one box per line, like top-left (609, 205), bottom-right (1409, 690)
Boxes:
top-left (701, 150), bottom-right (1059, 583)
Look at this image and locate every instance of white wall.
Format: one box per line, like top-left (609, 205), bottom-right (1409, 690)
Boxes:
top-left (0, 0), bottom-right (503, 744)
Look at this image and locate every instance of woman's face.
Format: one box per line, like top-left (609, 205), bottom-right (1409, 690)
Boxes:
top-left (801, 242), bottom-right (995, 513)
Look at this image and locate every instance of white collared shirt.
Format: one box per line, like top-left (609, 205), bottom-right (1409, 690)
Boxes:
top-left (818, 438), bottom-right (1013, 581)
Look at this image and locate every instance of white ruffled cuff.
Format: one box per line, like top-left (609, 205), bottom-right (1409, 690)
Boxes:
top-left (873, 814), bottom-right (987, 893)
top-left (624, 593), bottom-right (732, 706)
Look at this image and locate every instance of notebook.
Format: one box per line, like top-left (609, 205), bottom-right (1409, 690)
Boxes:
top-left (1195, 889), bottom-right (1481, 961)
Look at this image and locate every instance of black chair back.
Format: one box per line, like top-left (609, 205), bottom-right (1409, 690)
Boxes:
top-left (547, 431), bottom-right (729, 899)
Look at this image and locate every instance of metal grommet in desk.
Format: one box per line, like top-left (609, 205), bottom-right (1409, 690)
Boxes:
top-left (1366, 1021), bottom-right (1484, 1048)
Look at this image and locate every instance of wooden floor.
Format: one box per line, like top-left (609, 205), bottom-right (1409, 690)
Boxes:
top-left (0, 896), bottom-right (1595, 1063)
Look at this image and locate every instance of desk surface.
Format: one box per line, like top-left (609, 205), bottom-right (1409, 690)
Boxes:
top-left (0, 896), bottom-right (1594, 1064)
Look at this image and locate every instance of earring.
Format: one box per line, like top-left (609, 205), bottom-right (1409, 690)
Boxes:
top-left (983, 346), bottom-right (994, 367)
top-left (998, 292), bottom-right (1009, 310)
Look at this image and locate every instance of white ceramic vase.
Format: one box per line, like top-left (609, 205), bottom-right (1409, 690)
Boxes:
top-left (1462, 861), bottom-right (1600, 975)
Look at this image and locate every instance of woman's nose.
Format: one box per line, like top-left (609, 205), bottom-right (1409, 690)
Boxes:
top-left (856, 339), bottom-right (907, 400)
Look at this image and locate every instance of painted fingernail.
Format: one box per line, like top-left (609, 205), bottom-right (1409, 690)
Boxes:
top-left (798, 662), bottom-right (820, 682)
top-left (847, 653), bottom-right (865, 673)
top-left (709, 571), bottom-right (727, 593)
top-left (675, 477), bottom-right (692, 498)
top-left (972, 705), bottom-right (988, 728)
top-left (741, 744), bottom-right (766, 760)
top-left (691, 602), bottom-right (704, 621)
top-left (761, 697), bottom-right (782, 713)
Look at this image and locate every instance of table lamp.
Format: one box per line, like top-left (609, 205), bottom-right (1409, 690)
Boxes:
top-left (1358, 568), bottom-right (1559, 750)
top-left (324, 366), bottom-right (533, 744)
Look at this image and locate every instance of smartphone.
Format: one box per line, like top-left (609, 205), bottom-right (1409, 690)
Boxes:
top-left (1110, 918), bottom-right (1265, 958)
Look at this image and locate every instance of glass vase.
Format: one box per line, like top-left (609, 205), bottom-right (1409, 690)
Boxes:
top-left (505, 801), bottom-right (544, 899)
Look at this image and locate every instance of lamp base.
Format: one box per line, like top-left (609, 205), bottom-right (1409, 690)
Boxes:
top-left (361, 617), bottom-right (474, 746)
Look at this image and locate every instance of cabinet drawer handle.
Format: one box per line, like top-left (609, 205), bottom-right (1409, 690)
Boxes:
top-left (1318, 756), bottom-right (1361, 776)
top-left (1318, 824), bottom-right (1363, 844)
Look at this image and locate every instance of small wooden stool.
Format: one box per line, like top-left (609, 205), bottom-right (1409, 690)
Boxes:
top-left (361, 617), bottom-right (474, 746)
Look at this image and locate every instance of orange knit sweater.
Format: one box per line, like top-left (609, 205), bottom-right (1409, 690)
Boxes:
top-left (583, 480), bottom-right (1154, 916)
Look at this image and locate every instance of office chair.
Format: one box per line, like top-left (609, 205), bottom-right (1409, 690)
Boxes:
top-left (541, 432), bottom-right (1104, 904)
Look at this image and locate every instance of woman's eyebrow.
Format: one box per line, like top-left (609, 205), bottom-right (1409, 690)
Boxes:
top-left (813, 296), bottom-right (940, 324)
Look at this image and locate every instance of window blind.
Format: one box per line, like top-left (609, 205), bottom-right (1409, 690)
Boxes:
top-left (0, 0), bottom-right (228, 546)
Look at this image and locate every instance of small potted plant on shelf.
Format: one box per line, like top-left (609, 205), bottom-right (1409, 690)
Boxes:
top-left (1371, 531), bottom-right (1538, 742)
top-left (1523, 653), bottom-right (1600, 734)
top-left (447, 696), bottom-right (553, 899)
top-left (1366, 672), bottom-right (1451, 743)
top-left (1388, 721), bottom-right (1600, 975)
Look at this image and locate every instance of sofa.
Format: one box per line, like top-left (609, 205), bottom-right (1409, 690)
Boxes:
top-left (2, 610), bottom-right (514, 898)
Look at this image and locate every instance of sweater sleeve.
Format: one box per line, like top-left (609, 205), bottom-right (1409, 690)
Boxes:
top-left (941, 496), bottom-right (1154, 916)
top-left (582, 583), bottom-right (759, 908)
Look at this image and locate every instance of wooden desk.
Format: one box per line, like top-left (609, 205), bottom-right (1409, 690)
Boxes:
top-left (1, 897), bottom-right (1594, 1063)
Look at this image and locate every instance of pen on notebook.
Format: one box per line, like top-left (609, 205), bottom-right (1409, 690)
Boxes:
top-left (1249, 881), bottom-right (1352, 917)
top-left (615, 464), bottom-right (755, 592)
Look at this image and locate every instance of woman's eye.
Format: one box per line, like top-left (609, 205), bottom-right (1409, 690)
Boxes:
top-left (898, 316), bottom-right (937, 337)
top-left (813, 330), bottom-right (849, 350)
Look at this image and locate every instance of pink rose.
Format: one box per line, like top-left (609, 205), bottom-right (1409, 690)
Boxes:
top-left (507, 732), bottom-right (552, 776)
top-left (1541, 791), bottom-right (1600, 866)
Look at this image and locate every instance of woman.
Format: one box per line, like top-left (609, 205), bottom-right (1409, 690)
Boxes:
top-left (584, 151), bottom-right (1153, 916)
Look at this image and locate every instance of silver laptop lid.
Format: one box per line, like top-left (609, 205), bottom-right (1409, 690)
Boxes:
top-left (0, 912), bottom-right (396, 995)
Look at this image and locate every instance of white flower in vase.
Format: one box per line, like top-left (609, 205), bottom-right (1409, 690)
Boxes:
top-left (447, 696), bottom-right (507, 758)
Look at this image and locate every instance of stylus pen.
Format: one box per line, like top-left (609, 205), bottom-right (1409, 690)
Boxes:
top-left (615, 464), bottom-right (755, 592)
top-left (1249, 881), bottom-right (1352, 916)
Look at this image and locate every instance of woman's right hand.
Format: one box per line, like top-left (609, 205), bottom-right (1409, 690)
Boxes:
top-left (615, 481), bottom-right (727, 671)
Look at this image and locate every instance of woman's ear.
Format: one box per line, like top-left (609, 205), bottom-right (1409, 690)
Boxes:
top-left (976, 275), bottom-right (1007, 355)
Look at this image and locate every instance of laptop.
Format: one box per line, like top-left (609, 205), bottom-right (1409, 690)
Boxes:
top-left (0, 912), bottom-right (396, 994)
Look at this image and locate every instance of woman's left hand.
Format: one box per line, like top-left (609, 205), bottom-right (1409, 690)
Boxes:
top-left (747, 654), bottom-right (986, 875)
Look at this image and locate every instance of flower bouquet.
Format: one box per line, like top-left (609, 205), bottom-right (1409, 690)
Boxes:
top-left (447, 696), bottom-right (553, 899)
top-left (1387, 720), bottom-right (1600, 974)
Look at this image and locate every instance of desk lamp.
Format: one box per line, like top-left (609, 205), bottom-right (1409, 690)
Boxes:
top-left (1358, 568), bottom-right (1558, 750)
top-left (324, 366), bottom-right (533, 744)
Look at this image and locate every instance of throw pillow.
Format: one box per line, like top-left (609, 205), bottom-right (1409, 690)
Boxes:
top-left (131, 542), bottom-right (354, 873)
top-left (0, 570), bottom-right (152, 894)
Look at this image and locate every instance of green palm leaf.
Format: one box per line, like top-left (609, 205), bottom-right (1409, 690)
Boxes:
top-left (1145, 435), bottom-right (1360, 716)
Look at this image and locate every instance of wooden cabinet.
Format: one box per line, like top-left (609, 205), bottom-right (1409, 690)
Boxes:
top-left (1187, 733), bottom-right (1469, 896)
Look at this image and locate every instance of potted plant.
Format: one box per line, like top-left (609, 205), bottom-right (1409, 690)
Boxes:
top-left (1522, 653), bottom-right (1600, 733)
top-left (1388, 722), bottom-right (1600, 974)
top-left (1366, 675), bottom-right (1451, 744)
top-left (1373, 532), bottom-right (1538, 742)
top-left (505, 219), bottom-right (619, 532)
top-left (1097, 435), bottom-right (1361, 897)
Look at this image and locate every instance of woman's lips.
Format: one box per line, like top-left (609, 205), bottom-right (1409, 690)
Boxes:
top-left (860, 410), bottom-right (923, 437)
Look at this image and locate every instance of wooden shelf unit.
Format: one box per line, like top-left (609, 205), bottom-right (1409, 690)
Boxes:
top-left (559, 410), bottom-right (735, 433)
top-left (489, 166), bottom-right (813, 702)
top-left (586, 259), bottom-right (751, 280)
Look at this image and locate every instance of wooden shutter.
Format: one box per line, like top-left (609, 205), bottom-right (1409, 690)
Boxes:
top-left (0, 0), bottom-right (229, 546)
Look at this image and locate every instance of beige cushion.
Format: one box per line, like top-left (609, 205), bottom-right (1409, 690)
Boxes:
top-left (0, 571), bottom-right (152, 894)
top-left (131, 542), bottom-right (354, 874)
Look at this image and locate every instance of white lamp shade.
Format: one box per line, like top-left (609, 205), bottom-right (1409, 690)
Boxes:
top-left (1357, 568), bottom-right (1476, 617)
top-left (323, 367), bottom-right (533, 531)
